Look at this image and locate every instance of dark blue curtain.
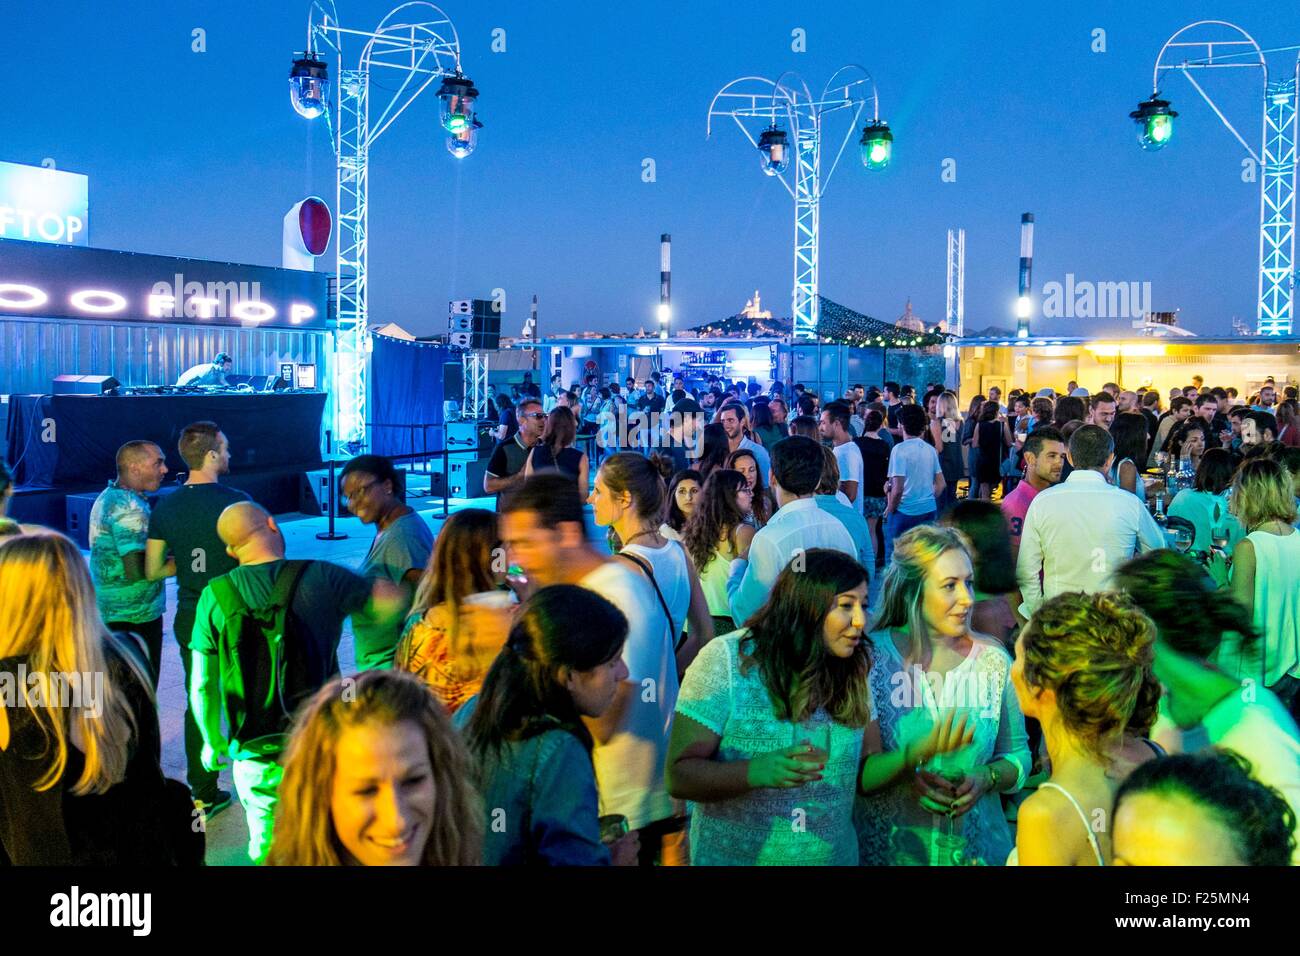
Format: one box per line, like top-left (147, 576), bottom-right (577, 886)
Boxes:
top-left (369, 335), bottom-right (449, 458)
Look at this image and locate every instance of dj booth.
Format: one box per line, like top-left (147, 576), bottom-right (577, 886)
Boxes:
top-left (6, 390), bottom-right (326, 487)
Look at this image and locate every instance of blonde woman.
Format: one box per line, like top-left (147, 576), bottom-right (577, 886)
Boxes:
top-left (929, 391), bottom-right (964, 513)
top-left (1009, 592), bottom-right (1162, 865)
top-left (1215, 458), bottom-right (1300, 698)
top-left (395, 509), bottom-right (514, 715)
top-left (0, 530), bottom-right (177, 864)
top-left (267, 669), bottom-right (482, 865)
top-left (854, 525), bottom-right (1031, 866)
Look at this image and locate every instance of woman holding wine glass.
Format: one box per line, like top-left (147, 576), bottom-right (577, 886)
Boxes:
top-left (1167, 448), bottom-right (1245, 556)
top-left (667, 549), bottom-right (879, 865)
top-left (855, 525), bottom-right (1031, 866)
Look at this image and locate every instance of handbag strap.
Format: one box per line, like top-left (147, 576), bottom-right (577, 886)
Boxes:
top-left (613, 550), bottom-right (684, 651)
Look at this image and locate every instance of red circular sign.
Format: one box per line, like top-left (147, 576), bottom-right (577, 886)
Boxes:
top-left (298, 197), bottom-right (332, 256)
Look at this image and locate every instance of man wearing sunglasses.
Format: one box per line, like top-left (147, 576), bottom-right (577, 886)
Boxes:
top-left (485, 397), bottom-right (547, 502)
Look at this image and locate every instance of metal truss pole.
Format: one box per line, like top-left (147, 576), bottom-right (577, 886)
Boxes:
top-left (1259, 75), bottom-right (1297, 334)
top-left (946, 227), bottom-right (965, 336)
top-left (1150, 20), bottom-right (1300, 335)
top-left (307, 2), bottom-right (466, 447)
top-left (708, 67), bottom-right (881, 341)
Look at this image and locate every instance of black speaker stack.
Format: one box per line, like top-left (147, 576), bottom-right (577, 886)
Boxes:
top-left (448, 298), bottom-right (501, 351)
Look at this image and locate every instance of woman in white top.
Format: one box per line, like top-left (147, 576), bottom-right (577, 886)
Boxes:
top-left (1215, 458), bottom-right (1300, 695)
top-left (668, 549), bottom-right (882, 865)
top-left (1167, 448), bottom-right (1245, 555)
top-left (588, 453), bottom-right (714, 679)
top-left (660, 470), bottom-right (702, 542)
top-left (1009, 591), bottom-right (1163, 865)
top-left (682, 469), bottom-right (755, 634)
top-left (855, 525), bottom-right (1031, 866)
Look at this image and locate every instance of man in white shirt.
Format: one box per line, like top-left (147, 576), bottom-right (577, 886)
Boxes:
top-left (500, 473), bottom-right (681, 863)
top-left (718, 401), bottom-right (772, 486)
top-left (727, 436), bottom-right (856, 628)
top-left (177, 352), bottom-right (232, 387)
top-left (1016, 423), bottom-right (1164, 616)
top-left (819, 401), bottom-right (864, 515)
top-left (883, 404), bottom-right (945, 562)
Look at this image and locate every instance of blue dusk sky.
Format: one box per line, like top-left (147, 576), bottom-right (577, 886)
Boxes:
top-left (2, 0), bottom-right (1295, 338)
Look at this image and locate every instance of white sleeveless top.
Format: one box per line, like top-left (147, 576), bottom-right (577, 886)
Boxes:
top-left (622, 540), bottom-right (693, 639)
top-left (1006, 781), bottom-right (1105, 866)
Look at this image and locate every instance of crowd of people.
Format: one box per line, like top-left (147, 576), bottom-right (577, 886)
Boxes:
top-left (2, 369), bottom-right (1299, 867)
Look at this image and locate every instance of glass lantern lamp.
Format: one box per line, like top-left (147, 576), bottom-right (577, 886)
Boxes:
top-left (289, 54), bottom-right (331, 119)
top-left (757, 126), bottom-right (789, 176)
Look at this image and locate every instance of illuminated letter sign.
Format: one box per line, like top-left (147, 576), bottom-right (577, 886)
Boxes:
top-left (0, 160), bottom-right (89, 247)
top-left (0, 241), bottom-right (329, 331)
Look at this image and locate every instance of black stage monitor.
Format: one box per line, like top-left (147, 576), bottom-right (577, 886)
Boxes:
top-left (53, 374), bottom-right (120, 395)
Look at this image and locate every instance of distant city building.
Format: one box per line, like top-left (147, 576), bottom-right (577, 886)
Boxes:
top-left (739, 290), bottom-right (773, 321)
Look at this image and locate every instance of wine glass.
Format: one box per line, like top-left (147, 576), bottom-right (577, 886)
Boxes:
top-left (1173, 527), bottom-right (1194, 554)
top-left (791, 714), bottom-right (832, 769)
top-left (1211, 526), bottom-right (1230, 553)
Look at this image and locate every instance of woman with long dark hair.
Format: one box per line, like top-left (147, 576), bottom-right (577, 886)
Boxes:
top-left (728, 448), bottom-right (773, 528)
top-left (750, 401), bottom-right (784, 450)
top-left (1167, 418), bottom-right (1210, 471)
top-left (1114, 550), bottom-right (1300, 861)
top-left (395, 509), bottom-right (514, 714)
top-left (268, 670), bottom-right (482, 866)
top-left (1109, 411), bottom-right (1150, 501)
top-left (493, 393), bottom-right (518, 443)
top-left (1167, 447), bottom-right (1245, 554)
top-left (1051, 395), bottom-right (1086, 430)
top-left (668, 549), bottom-right (876, 864)
top-left (696, 422), bottom-right (731, 483)
top-left (661, 469), bottom-right (702, 542)
top-left (457, 585), bottom-right (638, 865)
top-left (682, 469), bottom-right (755, 635)
top-left (972, 401), bottom-right (1011, 499)
top-left (855, 525), bottom-right (1030, 866)
top-left (524, 406), bottom-right (589, 499)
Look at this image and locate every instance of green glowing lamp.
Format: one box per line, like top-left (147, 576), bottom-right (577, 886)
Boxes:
top-left (1130, 95), bottom-right (1177, 152)
top-left (859, 120), bottom-right (893, 170)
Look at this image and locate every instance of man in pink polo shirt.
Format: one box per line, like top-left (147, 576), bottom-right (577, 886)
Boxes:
top-left (1001, 425), bottom-right (1066, 559)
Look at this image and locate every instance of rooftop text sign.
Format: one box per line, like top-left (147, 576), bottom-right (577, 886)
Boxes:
top-left (0, 160), bottom-right (89, 246)
top-left (0, 239), bottom-right (331, 331)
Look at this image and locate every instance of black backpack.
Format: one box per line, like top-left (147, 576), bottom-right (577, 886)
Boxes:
top-left (208, 560), bottom-right (314, 754)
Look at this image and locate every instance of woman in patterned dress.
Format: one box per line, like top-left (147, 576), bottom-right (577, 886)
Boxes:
top-left (395, 509), bottom-right (515, 714)
top-left (854, 525), bottom-right (1031, 865)
top-left (665, 549), bottom-right (873, 865)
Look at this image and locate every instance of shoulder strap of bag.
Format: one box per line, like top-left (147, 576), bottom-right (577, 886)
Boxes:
top-left (613, 550), bottom-right (683, 651)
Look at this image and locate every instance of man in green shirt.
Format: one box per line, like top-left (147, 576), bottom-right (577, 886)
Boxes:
top-left (191, 501), bottom-right (403, 863)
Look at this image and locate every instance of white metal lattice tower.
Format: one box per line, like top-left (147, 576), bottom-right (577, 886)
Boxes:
top-left (304, 1), bottom-right (467, 446)
top-left (1146, 20), bottom-right (1300, 335)
top-left (708, 68), bottom-right (887, 340)
top-left (946, 228), bottom-right (965, 337)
